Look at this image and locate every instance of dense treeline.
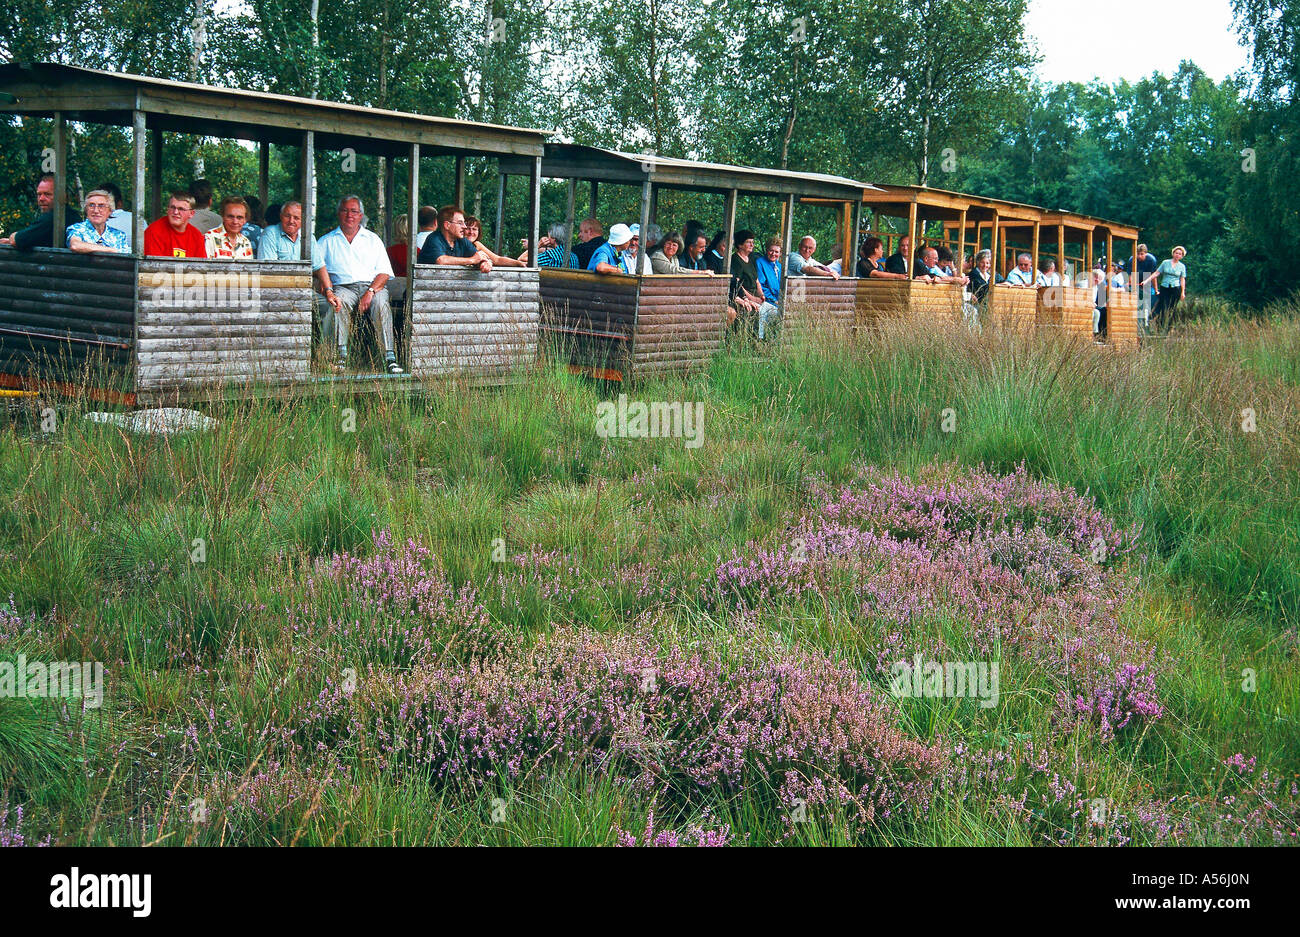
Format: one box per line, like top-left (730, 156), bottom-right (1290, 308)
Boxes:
top-left (1, 0), bottom-right (1296, 305)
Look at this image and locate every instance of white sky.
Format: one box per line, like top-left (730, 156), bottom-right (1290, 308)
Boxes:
top-left (1025, 0), bottom-right (1252, 85)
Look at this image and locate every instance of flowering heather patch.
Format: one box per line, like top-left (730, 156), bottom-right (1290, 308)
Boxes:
top-left (294, 530), bottom-right (502, 667)
top-left (303, 628), bottom-right (943, 828)
top-left (715, 464), bottom-right (1162, 736)
top-left (616, 806), bottom-right (734, 847)
top-left (0, 802), bottom-right (49, 847)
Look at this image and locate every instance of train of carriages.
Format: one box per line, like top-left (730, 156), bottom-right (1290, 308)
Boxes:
top-left (0, 63), bottom-right (1142, 404)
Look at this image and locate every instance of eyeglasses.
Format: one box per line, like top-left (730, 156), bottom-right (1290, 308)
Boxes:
top-left (341, 208), bottom-right (363, 216)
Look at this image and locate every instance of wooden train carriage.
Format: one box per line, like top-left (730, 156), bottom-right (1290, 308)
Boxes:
top-left (409, 267), bottom-right (540, 382)
top-left (848, 278), bottom-right (964, 328)
top-left (0, 62), bottom-right (550, 399)
top-left (540, 144), bottom-right (868, 376)
top-left (539, 270), bottom-right (727, 382)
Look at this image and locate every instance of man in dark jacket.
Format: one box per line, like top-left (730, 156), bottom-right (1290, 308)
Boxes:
top-left (2, 173), bottom-right (81, 250)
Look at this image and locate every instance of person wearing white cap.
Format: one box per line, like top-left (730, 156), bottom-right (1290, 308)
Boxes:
top-left (621, 224), bottom-right (653, 274)
top-left (589, 223), bottom-right (634, 274)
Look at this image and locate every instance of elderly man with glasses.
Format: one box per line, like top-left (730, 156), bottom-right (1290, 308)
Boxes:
top-left (316, 195), bottom-right (402, 374)
top-left (66, 190), bottom-right (131, 254)
top-left (1005, 253), bottom-right (1035, 286)
top-left (143, 190), bottom-right (208, 258)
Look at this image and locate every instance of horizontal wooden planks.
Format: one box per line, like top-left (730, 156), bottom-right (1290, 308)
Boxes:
top-left (409, 266), bottom-right (540, 378)
top-left (784, 277), bottom-right (859, 335)
top-left (539, 268), bottom-right (636, 378)
top-left (987, 285), bottom-right (1038, 332)
top-left (1107, 291), bottom-right (1140, 349)
top-left (0, 247), bottom-right (136, 381)
top-left (632, 276), bottom-right (728, 377)
top-left (135, 259), bottom-right (312, 391)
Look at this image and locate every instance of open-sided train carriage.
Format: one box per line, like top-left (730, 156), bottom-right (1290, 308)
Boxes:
top-left (0, 63), bottom-right (550, 402)
top-left (537, 144), bottom-right (868, 380)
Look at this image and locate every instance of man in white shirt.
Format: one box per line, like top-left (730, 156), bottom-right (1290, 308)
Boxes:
top-left (1005, 253), bottom-right (1035, 286)
top-left (786, 236), bottom-right (839, 279)
top-left (316, 195), bottom-right (402, 374)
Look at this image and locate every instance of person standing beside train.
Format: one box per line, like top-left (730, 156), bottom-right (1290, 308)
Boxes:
top-left (1143, 245), bottom-right (1187, 332)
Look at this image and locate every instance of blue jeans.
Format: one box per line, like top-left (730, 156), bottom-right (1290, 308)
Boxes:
top-left (756, 301), bottom-right (779, 340)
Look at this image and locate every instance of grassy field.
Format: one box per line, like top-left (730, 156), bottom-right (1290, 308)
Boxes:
top-left (1, 305), bottom-right (1298, 847)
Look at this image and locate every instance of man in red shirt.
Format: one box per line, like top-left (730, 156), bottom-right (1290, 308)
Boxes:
top-left (143, 191), bottom-right (208, 258)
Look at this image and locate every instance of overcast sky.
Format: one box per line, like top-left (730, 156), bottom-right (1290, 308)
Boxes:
top-left (1025, 0), bottom-right (1252, 85)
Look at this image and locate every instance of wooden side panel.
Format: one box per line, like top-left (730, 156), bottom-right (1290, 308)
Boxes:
top-left (854, 278), bottom-right (910, 326)
top-left (909, 281), bottom-right (963, 323)
top-left (539, 268), bottom-right (638, 380)
top-left (632, 275), bottom-right (728, 377)
top-left (988, 286), bottom-right (1038, 333)
top-left (409, 266), bottom-right (540, 382)
top-left (1108, 289), bottom-right (1139, 349)
top-left (1036, 285), bottom-right (1099, 341)
top-left (783, 276), bottom-right (859, 334)
top-left (135, 259), bottom-right (311, 393)
top-left (0, 246), bottom-right (136, 389)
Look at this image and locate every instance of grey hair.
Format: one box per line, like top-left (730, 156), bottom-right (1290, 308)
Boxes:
top-left (1017, 252), bottom-right (1032, 263)
top-left (83, 189), bottom-right (113, 210)
top-left (280, 200), bottom-right (303, 217)
top-left (643, 223), bottom-right (663, 244)
top-left (548, 222), bottom-right (570, 241)
top-left (338, 194), bottom-right (367, 225)
top-left (975, 249), bottom-right (991, 263)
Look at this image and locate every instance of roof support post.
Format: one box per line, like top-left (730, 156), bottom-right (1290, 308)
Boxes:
top-left (637, 179), bottom-right (652, 276)
top-left (300, 130), bottom-right (315, 262)
top-left (780, 193), bottom-right (795, 312)
top-left (258, 140), bottom-right (270, 222)
top-left (842, 200), bottom-right (855, 275)
top-left (382, 154), bottom-right (395, 243)
top-left (407, 143), bottom-right (419, 349)
top-left (149, 129), bottom-right (163, 222)
top-left (957, 208), bottom-right (967, 279)
top-left (495, 172), bottom-right (506, 254)
top-left (454, 155), bottom-right (466, 208)
top-left (906, 200), bottom-right (918, 276)
top-left (1031, 221), bottom-right (1040, 279)
top-left (1106, 231), bottom-right (1114, 279)
top-left (51, 111), bottom-right (66, 248)
top-left (563, 177), bottom-right (576, 263)
top-left (722, 188), bottom-right (737, 275)
top-left (991, 210), bottom-right (1001, 277)
top-left (132, 109), bottom-right (146, 254)
top-left (527, 155), bottom-right (541, 268)
top-left (1056, 224), bottom-right (1065, 282)
top-left (1085, 229), bottom-right (1093, 285)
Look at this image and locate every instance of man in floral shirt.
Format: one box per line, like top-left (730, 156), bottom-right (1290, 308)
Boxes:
top-left (203, 196), bottom-right (254, 260)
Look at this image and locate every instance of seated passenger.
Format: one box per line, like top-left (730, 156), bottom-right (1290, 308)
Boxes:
top-left (528, 224), bottom-right (580, 267)
top-left (414, 206), bottom-right (438, 250)
top-left (968, 249), bottom-right (1001, 302)
top-left (730, 229), bottom-right (779, 338)
top-left (856, 236), bottom-right (907, 279)
top-left (572, 218), bottom-right (607, 269)
top-left (884, 236), bottom-right (912, 275)
top-left (913, 246), bottom-right (968, 285)
top-left (1005, 253), bottom-right (1035, 286)
top-left (387, 213), bottom-right (411, 278)
top-left (936, 246), bottom-right (957, 276)
top-left (144, 190), bottom-right (208, 258)
top-left (2, 173), bottom-right (82, 249)
top-left (98, 181), bottom-right (133, 249)
top-left (256, 201), bottom-right (321, 270)
top-left (66, 190), bottom-right (131, 254)
top-left (204, 197), bottom-right (255, 259)
top-left (650, 233), bottom-right (686, 274)
top-left (189, 179), bottom-right (222, 233)
top-left (1036, 257), bottom-right (1061, 287)
top-left (417, 206), bottom-right (492, 272)
top-left (754, 237), bottom-right (783, 307)
top-left (589, 223), bottom-right (633, 274)
top-left (316, 195), bottom-right (402, 375)
top-left (465, 215), bottom-right (526, 267)
top-left (787, 236), bottom-right (839, 278)
top-left (680, 233), bottom-right (714, 273)
top-left (827, 247), bottom-right (844, 277)
top-left (705, 230), bottom-right (728, 274)
top-left (621, 227), bottom-right (652, 274)
top-left (242, 196), bottom-right (265, 253)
